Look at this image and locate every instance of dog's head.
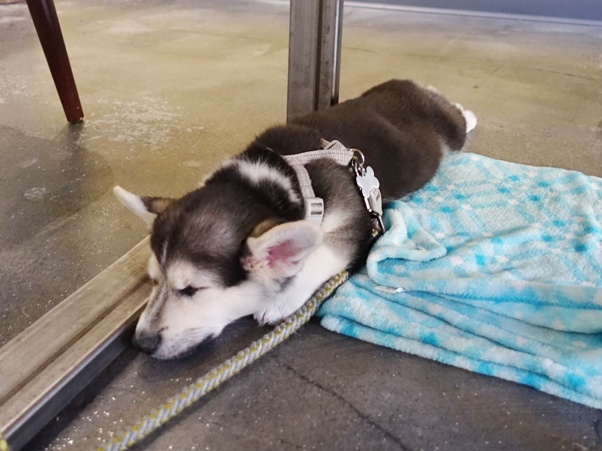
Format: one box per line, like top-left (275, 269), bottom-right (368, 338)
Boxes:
top-left (114, 185), bottom-right (321, 359)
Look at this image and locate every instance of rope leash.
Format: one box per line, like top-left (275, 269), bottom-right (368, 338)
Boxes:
top-left (97, 271), bottom-right (349, 451)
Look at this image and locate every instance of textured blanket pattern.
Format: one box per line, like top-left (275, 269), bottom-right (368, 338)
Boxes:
top-left (319, 152), bottom-right (602, 408)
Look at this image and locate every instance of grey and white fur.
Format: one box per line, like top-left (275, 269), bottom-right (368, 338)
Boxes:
top-left (115, 79), bottom-right (476, 359)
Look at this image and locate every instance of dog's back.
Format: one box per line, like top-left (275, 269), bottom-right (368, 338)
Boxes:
top-left (287, 79), bottom-right (468, 198)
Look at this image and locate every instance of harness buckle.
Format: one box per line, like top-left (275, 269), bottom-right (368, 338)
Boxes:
top-left (304, 197), bottom-right (324, 225)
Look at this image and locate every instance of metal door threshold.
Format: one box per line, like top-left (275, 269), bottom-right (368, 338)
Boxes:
top-left (0, 239), bottom-right (151, 451)
top-left (347, 1), bottom-right (602, 27)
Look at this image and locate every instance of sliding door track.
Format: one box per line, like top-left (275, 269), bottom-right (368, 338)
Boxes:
top-left (0, 239), bottom-right (151, 451)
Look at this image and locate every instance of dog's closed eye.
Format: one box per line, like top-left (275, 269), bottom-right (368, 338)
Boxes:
top-left (178, 285), bottom-right (200, 297)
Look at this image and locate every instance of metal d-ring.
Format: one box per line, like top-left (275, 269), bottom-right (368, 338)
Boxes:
top-left (350, 148), bottom-right (366, 176)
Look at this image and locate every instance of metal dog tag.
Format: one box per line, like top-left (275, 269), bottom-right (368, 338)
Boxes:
top-left (367, 185), bottom-right (383, 217)
top-left (356, 166), bottom-right (380, 209)
top-left (356, 166), bottom-right (385, 232)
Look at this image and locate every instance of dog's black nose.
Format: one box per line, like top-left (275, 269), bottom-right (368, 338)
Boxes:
top-left (133, 332), bottom-right (161, 354)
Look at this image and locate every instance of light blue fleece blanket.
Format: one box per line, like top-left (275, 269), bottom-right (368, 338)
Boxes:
top-left (319, 152), bottom-right (602, 408)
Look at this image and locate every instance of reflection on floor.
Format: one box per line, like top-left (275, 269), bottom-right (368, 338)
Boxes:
top-left (1, 0), bottom-right (601, 449)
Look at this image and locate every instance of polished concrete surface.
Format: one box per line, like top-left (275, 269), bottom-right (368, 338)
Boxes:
top-left (1, 0), bottom-right (601, 449)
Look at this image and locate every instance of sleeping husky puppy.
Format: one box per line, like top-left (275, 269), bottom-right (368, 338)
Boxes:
top-left (115, 79), bottom-right (476, 359)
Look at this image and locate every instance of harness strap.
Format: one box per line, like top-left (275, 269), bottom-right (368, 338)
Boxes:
top-left (289, 164), bottom-right (324, 225)
top-left (283, 140), bottom-right (353, 225)
top-left (283, 140), bottom-right (353, 167)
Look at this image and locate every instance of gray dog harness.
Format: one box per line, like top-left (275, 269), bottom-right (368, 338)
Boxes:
top-left (282, 140), bottom-right (385, 234)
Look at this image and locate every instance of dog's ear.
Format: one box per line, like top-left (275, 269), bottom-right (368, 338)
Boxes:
top-left (113, 186), bottom-right (174, 227)
top-left (243, 220), bottom-right (323, 279)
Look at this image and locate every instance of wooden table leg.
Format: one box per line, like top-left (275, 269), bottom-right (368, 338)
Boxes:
top-left (26, 0), bottom-right (84, 123)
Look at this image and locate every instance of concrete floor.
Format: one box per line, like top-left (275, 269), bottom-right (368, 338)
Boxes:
top-left (1, 0), bottom-right (601, 449)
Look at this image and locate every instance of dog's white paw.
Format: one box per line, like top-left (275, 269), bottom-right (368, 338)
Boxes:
top-left (462, 109), bottom-right (477, 133)
top-left (454, 103), bottom-right (477, 133)
top-left (254, 308), bottom-right (286, 327)
top-left (254, 297), bottom-right (307, 326)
